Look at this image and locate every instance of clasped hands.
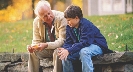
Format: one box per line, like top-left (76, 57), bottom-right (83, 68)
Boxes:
top-left (57, 48), bottom-right (69, 60)
top-left (27, 43), bottom-right (48, 53)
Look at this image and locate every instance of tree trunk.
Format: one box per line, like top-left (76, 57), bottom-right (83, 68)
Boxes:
top-left (32, 0), bottom-right (35, 18)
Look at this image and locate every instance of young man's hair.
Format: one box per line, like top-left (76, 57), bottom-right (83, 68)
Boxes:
top-left (64, 5), bottom-right (83, 19)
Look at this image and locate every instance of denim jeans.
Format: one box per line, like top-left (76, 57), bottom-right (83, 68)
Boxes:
top-left (62, 44), bottom-right (103, 72)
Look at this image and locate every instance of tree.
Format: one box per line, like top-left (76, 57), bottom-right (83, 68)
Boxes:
top-left (32, 0), bottom-right (35, 18)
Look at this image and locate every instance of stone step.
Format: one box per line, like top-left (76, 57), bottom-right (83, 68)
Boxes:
top-left (0, 52), bottom-right (133, 72)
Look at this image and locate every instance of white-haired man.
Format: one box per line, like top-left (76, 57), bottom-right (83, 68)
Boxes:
top-left (27, 0), bottom-right (67, 72)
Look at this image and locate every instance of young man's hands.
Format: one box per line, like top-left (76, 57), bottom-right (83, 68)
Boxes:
top-left (57, 48), bottom-right (69, 60)
top-left (27, 43), bottom-right (48, 53)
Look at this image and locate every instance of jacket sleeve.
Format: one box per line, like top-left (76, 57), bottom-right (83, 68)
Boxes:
top-left (45, 18), bottom-right (67, 49)
top-left (32, 17), bottom-right (44, 44)
top-left (62, 26), bottom-right (73, 48)
top-left (66, 23), bottom-right (95, 54)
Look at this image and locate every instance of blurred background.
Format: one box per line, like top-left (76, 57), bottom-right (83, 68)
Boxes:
top-left (0, 0), bottom-right (83, 22)
top-left (0, 0), bottom-right (133, 53)
top-left (0, 0), bottom-right (132, 21)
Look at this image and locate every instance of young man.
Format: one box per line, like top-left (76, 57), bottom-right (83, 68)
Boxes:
top-left (58, 5), bottom-right (113, 72)
top-left (27, 1), bottom-right (67, 72)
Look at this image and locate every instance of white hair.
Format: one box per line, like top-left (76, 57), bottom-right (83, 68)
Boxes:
top-left (34, 0), bottom-right (51, 16)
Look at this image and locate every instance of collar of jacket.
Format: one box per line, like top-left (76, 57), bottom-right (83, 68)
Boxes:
top-left (43, 18), bottom-right (55, 33)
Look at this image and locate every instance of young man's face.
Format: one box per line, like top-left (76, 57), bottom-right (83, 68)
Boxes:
top-left (66, 16), bottom-right (79, 28)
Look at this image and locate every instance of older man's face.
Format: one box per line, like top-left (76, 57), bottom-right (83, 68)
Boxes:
top-left (38, 5), bottom-right (54, 24)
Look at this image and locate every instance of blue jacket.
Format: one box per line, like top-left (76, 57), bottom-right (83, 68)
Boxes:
top-left (63, 18), bottom-right (109, 55)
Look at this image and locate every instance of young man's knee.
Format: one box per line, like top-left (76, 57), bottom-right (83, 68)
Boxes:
top-left (80, 48), bottom-right (91, 56)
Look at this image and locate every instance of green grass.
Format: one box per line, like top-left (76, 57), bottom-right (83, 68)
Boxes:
top-left (0, 19), bottom-right (33, 53)
top-left (86, 14), bottom-right (133, 52)
top-left (0, 14), bottom-right (133, 53)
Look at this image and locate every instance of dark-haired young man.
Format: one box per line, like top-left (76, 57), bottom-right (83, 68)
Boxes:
top-left (58, 5), bottom-right (112, 72)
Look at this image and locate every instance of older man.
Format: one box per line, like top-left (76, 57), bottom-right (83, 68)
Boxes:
top-left (27, 1), bottom-right (67, 72)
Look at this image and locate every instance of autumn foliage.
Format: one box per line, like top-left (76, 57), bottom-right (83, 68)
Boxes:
top-left (0, 0), bottom-right (33, 22)
top-left (0, 0), bottom-right (83, 22)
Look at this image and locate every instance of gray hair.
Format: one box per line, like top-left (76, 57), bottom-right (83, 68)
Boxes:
top-left (34, 0), bottom-right (51, 16)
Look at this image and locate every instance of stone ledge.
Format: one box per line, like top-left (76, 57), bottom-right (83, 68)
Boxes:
top-left (92, 52), bottom-right (133, 64)
top-left (0, 52), bottom-right (53, 72)
top-left (94, 63), bottom-right (133, 72)
top-left (0, 52), bottom-right (133, 72)
top-left (0, 52), bottom-right (29, 62)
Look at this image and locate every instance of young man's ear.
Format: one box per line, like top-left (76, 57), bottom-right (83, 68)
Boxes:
top-left (75, 16), bottom-right (79, 19)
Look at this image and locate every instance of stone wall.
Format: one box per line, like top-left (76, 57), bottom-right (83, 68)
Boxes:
top-left (0, 52), bottom-right (133, 72)
top-left (93, 52), bottom-right (133, 72)
top-left (0, 53), bottom-right (53, 72)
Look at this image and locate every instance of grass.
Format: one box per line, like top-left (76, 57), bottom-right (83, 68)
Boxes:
top-left (0, 19), bottom-right (33, 53)
top-left (0, 14), bottom-right (133, 53)
top-left (86, 14), bottom-right (133, 52)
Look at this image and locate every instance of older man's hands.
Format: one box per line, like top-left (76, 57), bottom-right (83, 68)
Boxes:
top-left (27, 43), bottom-right (48, 53)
